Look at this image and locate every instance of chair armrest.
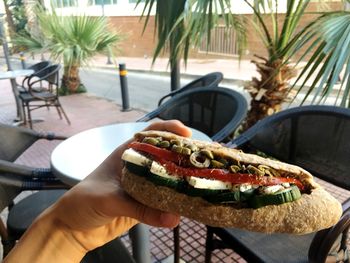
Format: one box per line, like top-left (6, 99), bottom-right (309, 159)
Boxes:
top-left (0, 174), bottom-right (69, 190)
top-left (158, 89), bottom-right (182, 106)
top-left (309, 198), bottom-right (350, 263)
top-left (36, 131), bottom-right (67, 141)
top-left (0, 160), bottom-right (54, 178)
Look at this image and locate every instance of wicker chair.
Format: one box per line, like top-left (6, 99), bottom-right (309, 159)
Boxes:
top-left (0, 123), bottom-right (68, 257)
top-left (18, 61), bottom-right (51, 93)
top-left (205, 105), bottom-right (350, 263)
top-left (157, 72), bottom-right (223, 106)
top-left (19, 64), bottom-right (70, 129)
top-left (138, 86), bottom-right (248, 142)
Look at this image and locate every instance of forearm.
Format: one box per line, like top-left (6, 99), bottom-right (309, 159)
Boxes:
top-left (4, 209), bottom-right (87, 263)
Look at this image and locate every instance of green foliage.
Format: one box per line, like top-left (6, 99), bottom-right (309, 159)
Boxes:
top-left (138, 0), bottom-right (246, 65)
top-left (5, 0), bottom-right (28, 34)
top-left (13, 5), bottom-right (123, 68)
top-left (59, 84), bottom-right (87, 96)
top-left (290, 11), bottom-right (350, 107)
top-left (246, 0), bottom-right (310, 63)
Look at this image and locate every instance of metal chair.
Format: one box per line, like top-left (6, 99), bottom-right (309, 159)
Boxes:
top-left (157, 72), bottom-right (223, 106)
top-left (138, 86), bottom-right (248, 263)
top-left (139, 86), bottom-right (248, 142)
top-left (0, 123), bottom-right (69, 257)
top-left (205, 105), bottom-right (350, 263)
top-left (18, 61), bottom-right (51, 93)
top-left (19, 64), bottom-right (70, 129)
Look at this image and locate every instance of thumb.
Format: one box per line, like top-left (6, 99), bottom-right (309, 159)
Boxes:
top-left (133, 202), bottom-right (180, 228)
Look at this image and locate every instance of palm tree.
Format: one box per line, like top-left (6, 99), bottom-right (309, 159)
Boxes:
top-left (240, 0), bottom-right (313, 130)
top-left (139, 0), bottom-right (246, 91)
top-left (14, 6), bottom-right (123, 94)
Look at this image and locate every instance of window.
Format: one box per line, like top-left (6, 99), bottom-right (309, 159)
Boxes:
top-left (89, 0), bottom-right (117, 5)
top-left (52, 0), bottom-right (77, 7)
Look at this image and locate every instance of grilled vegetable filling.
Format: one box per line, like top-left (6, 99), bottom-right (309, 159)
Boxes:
top-left (122, 136), bottom-right (304, 209)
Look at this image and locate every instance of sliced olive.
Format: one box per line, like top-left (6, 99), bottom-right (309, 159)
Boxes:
top-left (158, 140), bottom-right (170, 148)
top-left (247, 165), bottom-right (265, 176)
top-left (200, 150), bottom-right (214, 159)
top-left (181, 147), bottom-right (192, 156)
top-left (229, 165), bottom-right (241, 173)
top-left (211, 160), bottom-right (225, 168)
top-left (258, 165), bottom-right (279, 177)
top-left (170, 139), bottom-right (182, 146)
top-left (218, 158), bottom-right (229, 167)
top-left (142, 137), bottom-right (159, 146)
top-left (190, 152), bottom-right (210, 168)
top-left (186, 143), bottom-right (198, 152)
top-left (171, 144), bottom-right (182, 153)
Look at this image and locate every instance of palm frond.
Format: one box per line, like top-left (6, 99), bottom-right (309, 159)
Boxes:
top-left (290, 11), bottom-right (350, 107)
top-left (14, 5), bottom-right (123, 68)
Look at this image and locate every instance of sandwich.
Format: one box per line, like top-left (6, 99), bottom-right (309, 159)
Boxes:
top-left (121, 130), bottom-right (342, 234)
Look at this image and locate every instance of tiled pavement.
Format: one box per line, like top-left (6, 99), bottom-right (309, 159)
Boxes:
top-left (1, 75), bottom-right (350, 262)
top-left (0, 78), bottom-right (247, 262)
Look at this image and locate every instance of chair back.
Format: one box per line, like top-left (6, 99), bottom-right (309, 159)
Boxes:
top-left (229, 105), bottom-right (350, 190)
top-left (28, 64), bottom-right (61, 95)
top-left (157, 72), bottom-right (223, 106)
top-left (27, 61), bottom-right (51, 73)
top-left (140, 86), bottom-right (247, 142)
top-left (0, 124), bottom-right (41, 162)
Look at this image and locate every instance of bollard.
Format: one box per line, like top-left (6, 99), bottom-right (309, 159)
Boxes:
top-left (19, 52), bottom-right (26, 69)
top-left (119, 63), bottom-right (131, 111)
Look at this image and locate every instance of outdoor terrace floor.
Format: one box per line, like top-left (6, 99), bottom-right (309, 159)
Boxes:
top-left (1, 77), bottom-right (349, 262)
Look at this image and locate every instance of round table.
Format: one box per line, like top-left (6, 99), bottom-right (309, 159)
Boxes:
top-left (0, 69), bottom-right (34, 122)
top-left (51, 122), bottom-right (211, 186)
top-left (50, 122), bottom-right (211, 263)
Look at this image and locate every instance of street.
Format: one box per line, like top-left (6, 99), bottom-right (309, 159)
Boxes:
top-left (80, 68), bottom-right (186, 112)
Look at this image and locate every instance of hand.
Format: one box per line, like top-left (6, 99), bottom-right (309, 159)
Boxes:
top-left (4, 120), bottom-right (192, 263)
top-left (51, 120), bottom-right (192, 251)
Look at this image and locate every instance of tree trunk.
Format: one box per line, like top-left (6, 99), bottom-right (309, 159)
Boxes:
top-left (170, 59), bottom-right (180, 91)
top-left (242, 57), bottom-right (297, 131)
top-left (62, 65), bottom-right (81, 93)
top-left (3, 0), bottom-right (16, 37)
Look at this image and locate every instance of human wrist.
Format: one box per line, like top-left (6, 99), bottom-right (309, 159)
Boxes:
top-left (4, 208), bottom-right (87, 263)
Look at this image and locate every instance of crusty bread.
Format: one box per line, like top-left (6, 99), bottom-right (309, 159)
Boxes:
top-left (122, 169), bottom-right (342, 234)
top-left (121, 130), bottom-right (343, 234)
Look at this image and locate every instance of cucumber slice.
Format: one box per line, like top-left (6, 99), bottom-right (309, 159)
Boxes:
top-left (147, 172), bottom-right (183, 189)
top-left (125, 162), bottom-right (149, 177)
top-left (204, 190), bottom-right (241, 203)
top-left (248, 186), bottom-right (301, 209)
top-left (179, 183), bottom-right (227, 197)
top-left (125, 161), bottom-right (183, 190)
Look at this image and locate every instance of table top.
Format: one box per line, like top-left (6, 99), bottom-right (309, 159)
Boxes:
top-left (0, 69), bottom-right (34, 80)
top-left (51, 122), bottom-right (211, 186)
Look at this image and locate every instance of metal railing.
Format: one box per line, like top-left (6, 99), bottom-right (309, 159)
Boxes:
top-left (199, 26), bottom-right (238, 56)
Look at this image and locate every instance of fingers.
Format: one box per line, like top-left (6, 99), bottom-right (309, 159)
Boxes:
top-left (132, 202), bottom-right (180, 228)
top-left (145, 120), bottom-right (192, 138)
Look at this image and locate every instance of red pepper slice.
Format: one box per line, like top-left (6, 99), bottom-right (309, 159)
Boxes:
top-left (129, 142), bottom-right (304, 190)
top-left (129, 142), bottom-right (183, 163)
top-left (157, 159), bottom-right (304, 190)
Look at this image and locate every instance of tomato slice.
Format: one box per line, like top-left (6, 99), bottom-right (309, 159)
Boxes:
top-left (129, 142), bottom-right (304, 190)
top-left (129, 142), bottom-right (184, 163)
